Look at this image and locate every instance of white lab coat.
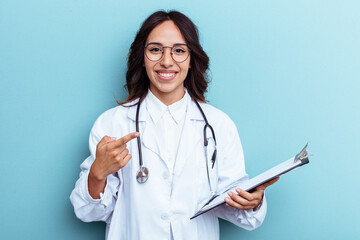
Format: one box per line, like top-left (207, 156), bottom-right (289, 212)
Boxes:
top-left (70, 93), bottom-right (267, 240)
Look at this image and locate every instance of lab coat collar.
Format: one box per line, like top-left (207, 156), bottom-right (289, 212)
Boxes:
top-left (126, 90), bottom-right (204, 122)
top-left (187, 96), bottom-right (204, 121)
top-left (126, 97), bottom-right (147, 122)
top-left (145, 90), bottom-right (188, 125)
top-left (145, 90), bottom-right (167, 124)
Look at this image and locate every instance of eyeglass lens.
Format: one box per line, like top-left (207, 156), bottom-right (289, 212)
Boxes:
top-left (145, 44), bottom-right (190, 63)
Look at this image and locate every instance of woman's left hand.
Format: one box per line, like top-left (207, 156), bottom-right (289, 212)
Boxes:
top-left (225, 177), bottom-right (279, 211)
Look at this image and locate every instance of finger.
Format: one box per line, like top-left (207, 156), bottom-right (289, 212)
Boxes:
top-left (108, 143), bottom-right (127, 156)
top-left (235, 188), bottom-right (256, 201)
top-left (113, 132), bottom-right (140, 147)
top-left (225, 196), bottom-right (254, 210)
top-left (119, 154), bottom-right (132, 168)
top-left (116, 148), bottom-right (129, 162)
top-left (97, 136), bottom-right (116, 148)
top-left (227, 191), bottom-right (252, 206)
top-left (116, 144), bottom-right (127, 153)
top-left (258, 177), bottom-right (280, 190)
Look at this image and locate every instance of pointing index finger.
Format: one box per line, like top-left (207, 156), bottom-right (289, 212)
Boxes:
top-left (115, 132), bottom-right (140, 146)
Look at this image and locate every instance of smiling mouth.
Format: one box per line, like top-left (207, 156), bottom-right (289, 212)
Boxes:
top-left (156, 71), bottom-right (177, 80)
top-left (159, 72), bottom-right (175, 77)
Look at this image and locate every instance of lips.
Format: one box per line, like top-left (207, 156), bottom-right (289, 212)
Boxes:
top-left (156, 70), bottom-right (178, 81)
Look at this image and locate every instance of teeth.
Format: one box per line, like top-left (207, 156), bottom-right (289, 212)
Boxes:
top-left (158, 72), bottom-right (175, 77)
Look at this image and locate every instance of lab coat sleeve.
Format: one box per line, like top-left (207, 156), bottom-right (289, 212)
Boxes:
top-left (70, 120), bottom-right (121, 223)
top-left (212, 115), bottom-right (267, 231)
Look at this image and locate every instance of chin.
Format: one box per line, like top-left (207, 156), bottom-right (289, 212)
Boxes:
top-left (151, 82), bottom-right (184, 96)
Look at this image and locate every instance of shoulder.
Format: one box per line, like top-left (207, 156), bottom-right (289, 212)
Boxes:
top-left (91, 100), bottom-right (137, 134)
top-left (94, 105), bottom-right (128, 126)
top-left (191, 100), bottom-right (238, 134)
top-left (96, 99), bottom-right (138, 122)
top-left (198, 101), bottom-right (235, 127)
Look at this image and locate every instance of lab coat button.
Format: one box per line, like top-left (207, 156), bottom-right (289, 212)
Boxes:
top-left (161, 214), bottom-right (168, 220)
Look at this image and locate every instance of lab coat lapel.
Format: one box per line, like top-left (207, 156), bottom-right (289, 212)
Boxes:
top-left (127, 99), bottom-right (167, 166)
top-left (142, 121), bottom-right (167, 163)
top-left (174, 98), bottom-right (203, 175)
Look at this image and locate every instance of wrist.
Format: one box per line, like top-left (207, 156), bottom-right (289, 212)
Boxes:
top-left (89, 164), bottom-right (107, 182)
top-left (88, 166), bottom-right (107, 200)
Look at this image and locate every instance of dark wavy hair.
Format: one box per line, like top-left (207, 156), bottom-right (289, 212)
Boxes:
top-left (121, 10), bottom-right (210, 105)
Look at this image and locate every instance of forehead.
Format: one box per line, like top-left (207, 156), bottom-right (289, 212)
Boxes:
top-left (146, 20), bottom-right (186, 45)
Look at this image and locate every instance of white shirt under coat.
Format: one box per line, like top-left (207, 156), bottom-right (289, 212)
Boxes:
top-left (70, 90), bottom-right (267, 240)
top-left (145, 89), bottom-right (187, 176)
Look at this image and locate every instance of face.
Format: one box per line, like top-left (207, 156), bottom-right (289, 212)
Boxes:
top-left (144, 20), bottom-right (191, 105)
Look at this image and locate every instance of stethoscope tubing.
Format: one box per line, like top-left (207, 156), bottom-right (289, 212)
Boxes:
top-left (135, 100), bottom-right (143, 167)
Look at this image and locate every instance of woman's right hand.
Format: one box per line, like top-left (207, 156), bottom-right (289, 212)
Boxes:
top-left (90, 132), bottom-right (140, 181)
top-left (88, 132), bottom-right (139, 199)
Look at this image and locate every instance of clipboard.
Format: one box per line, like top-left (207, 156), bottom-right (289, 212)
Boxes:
top-left (190, 144), bottom-right (310, 220)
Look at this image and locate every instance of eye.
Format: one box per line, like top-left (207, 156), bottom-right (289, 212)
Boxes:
top-left (149, 47), bottom-right (162, 53)
top-left (173, 47), bottom-right (186, 54)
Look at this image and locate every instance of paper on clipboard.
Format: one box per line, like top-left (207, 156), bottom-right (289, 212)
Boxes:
top-left (190, 144), bottom-right (310, 220)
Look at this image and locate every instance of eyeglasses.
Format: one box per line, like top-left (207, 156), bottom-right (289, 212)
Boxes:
top-left (144, 43), bottom-right (191, 63)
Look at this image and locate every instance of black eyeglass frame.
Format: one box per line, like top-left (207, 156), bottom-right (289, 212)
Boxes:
top-left (144, 43), bottom-right (191, 63)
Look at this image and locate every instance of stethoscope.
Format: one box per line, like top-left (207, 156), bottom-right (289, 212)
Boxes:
top-left (135, 99), bottom-right (218, 195)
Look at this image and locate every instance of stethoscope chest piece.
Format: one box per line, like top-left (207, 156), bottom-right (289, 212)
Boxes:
top-left (136, 166), bottom-right (149, 183)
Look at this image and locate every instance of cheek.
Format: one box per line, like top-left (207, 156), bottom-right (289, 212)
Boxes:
top-left (180, 63), bottom-right (191, 77)
top-left (182, 68), bottom-right (190, 78)
top-left (144, 60), bottom-right (155, 78)
top-left (182, 59), bottom-right (191, 73)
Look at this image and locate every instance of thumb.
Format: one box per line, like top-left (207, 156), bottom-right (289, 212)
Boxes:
top-left (257, 177), bottom-right (280, 191)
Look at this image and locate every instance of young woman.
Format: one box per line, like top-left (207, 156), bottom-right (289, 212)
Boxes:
top-left (70, 10), bottom-right (278, 240)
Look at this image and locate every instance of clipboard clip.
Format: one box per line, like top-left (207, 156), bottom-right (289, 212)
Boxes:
top-left (294, 143), bottom-right (311, 163)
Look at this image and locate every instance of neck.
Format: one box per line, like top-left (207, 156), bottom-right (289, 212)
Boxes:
top-left (149, 87), bottom-right (185, 106)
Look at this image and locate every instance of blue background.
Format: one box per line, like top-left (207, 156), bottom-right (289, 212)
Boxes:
top-left (1, 0), bottom-right (359, 239)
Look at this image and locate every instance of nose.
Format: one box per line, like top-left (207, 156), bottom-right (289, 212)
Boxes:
top-left (160, 47), bottom-right (174, 68)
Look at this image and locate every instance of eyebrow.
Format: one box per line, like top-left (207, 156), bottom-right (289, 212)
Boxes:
top-left (146, 42), bottom-right (188, 46)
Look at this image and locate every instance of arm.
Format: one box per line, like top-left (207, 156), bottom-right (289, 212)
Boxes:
top-left (212, 116), bottom-right (277, 230)
top-left (69, 155), bottom-right (120, 223)
top-left (69, 120), bottom-right (138, 223)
